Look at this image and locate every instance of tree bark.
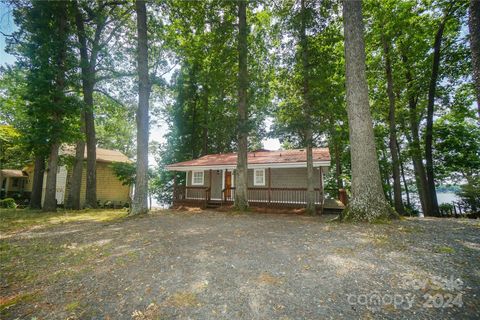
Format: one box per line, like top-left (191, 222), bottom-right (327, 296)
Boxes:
top-left (84, 91), bottom-right (97, 208)
top-left (469, 0), bottom-right (480, 120)
top-left (234, 0), bottom-right (249, 211)
top-left (397, 139), bottom-right (411, 208)
top-left (30, 154), bottom-right (45, 209)
top-left (43, 143), bottom-right (60, 212)
top-left (340, 0), bottom-right (396, 221)
top-left (65, 138), bottom-right (85, 210)
top-left (382, 35), bottom-right (405, 215)
top-left (131, 0), bottom-right (150, 215)
top-left (202, 89), bottom-right (209, 156)
top-left (74, 0), bottom-right (102, 209)
top-left (44, 3), bottom-right (67, 212)
top-left (425, 14), bottom-right (450, 217)
top-left (401, 53), bottom-right (428, 217)
top-left (300, 0), bottom-right (316, 214)
top-left (381, 145), bottom-right (393, 204)
top-left (329, 118), bottom-right (343, 190)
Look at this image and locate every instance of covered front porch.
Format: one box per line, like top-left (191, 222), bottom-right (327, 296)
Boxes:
top-left (167, 148), bottom-right (343, 212)
top-left (171, 167), bottom-right (328, 211)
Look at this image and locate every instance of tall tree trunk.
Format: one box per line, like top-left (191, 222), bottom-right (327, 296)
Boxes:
top-left (43, 143), bottom-right (60, 211)
top-left (382, 35), bottom-right (405, 215)
top-left (305, 130), bottom-right (316, 213)
top-left (234, 0), bottom-right (249, 211)
top-left (65, 87), bottom-right (85, 210)
top-left (397, 139), bottom-right (411, 208)
top-left (402, 53), bottom-right (428, 217)
top-left (44, 4), bottom-right (67, 212)
top-left (329, 118), bottom-right (343, 190)
top-left (84, 89), bottom-right (97, 208)
top-left (131, 0), bottom-right (150, 215)
top-left (340, 0), bottom-right (396, 221)
top-left (334, 138), bottom-right (342, 190)
top-left (381, 145), bottom-right (393, 205)
top-left (74, 0), bottom-right (100, 209)
top-left (65, 138), bottom-right (85, 210)
top-left (30, 154), bottom-right (45, 209)
top-left (202, 89), bottom-right (209, 156)
top-left (470, 0), bottom-right (480, 120)
top-left (300, 0), bottom-right (316, 214)
top-left (425, 15), bottom-right (450, 217)
top-left (188, 65), bottom-right (199, 159)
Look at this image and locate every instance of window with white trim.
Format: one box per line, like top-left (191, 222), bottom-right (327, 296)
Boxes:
top-left (254, 169), bottom-right (265, 186)
top-left (192, 171), bottom-right (204, 185)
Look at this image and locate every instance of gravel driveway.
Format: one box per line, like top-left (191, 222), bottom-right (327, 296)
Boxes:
top-left (1, 210), bottom-right (479, 319)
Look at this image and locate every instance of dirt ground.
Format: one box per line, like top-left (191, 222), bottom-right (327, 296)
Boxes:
top-left (1, 209), bottom-right (479, 319)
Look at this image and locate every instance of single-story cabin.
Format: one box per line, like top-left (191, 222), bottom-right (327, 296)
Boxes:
top-left (1, 147), bottom-right (132, 208)
top-left (167, 148), bottom-right (333, 211)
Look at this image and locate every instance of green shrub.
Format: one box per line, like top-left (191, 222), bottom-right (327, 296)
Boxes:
top-left (0, 198), bottom-right (17, 209)
top-left (439, 203), bottom-right (454, 216)
top-left (457, 176), bottom-right (480, 213)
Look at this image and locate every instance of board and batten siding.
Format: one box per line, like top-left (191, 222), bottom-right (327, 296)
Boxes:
top-left (245, 167), bottom-right (322, 188)
top-left (186, 168), bottom-right (323, 189)
top-left (186, 170), bottom-right (222, 200)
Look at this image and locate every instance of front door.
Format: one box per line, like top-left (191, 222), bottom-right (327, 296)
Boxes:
top-left (225, 171), bottom-right (232, 198)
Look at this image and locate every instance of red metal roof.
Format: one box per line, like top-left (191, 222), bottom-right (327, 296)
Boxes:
top-left (167, 148), bottom-right (330, 168)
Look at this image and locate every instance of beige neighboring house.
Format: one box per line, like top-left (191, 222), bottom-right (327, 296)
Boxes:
top-left (1, 147), bottom-right (132, 207)
top-left (0, 169), bottom-right (29, 198)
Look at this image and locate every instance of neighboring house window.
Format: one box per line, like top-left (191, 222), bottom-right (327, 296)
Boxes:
top-left (192, 171), bottom-right (204, 185)
top-left (254, 169), bottom-right (265, 186)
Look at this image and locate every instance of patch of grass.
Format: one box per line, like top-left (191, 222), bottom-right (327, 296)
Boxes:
top-left (65, 301), bottom-right (81, 312)
top-left (257, 272), bottom-right (283, 285)
top-left (0, 208), bottom-right (127, 234)
top-left (397, 225), bottom-right (421, 233)
top-left (0, 239), bottom-right (59, 285)
top-left (370, 234), bottom-right (389, 246)
top-left (0, 292), bottom-right (38, 312)
top-left (132, 303), bottom-right (161, 320)
top-left (435, 245), bottom-right (455, 254)
top-left (166, 291), bottom-right (200, 308)
top-left (333, 247), bottom-right (355, 255)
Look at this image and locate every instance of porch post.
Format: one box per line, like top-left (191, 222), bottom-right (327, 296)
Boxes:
top-left (268, 167), bottom-right (271, 206)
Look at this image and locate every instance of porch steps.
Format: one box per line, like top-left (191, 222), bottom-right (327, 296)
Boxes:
top-left (206, 200), bottom-right (222, 209)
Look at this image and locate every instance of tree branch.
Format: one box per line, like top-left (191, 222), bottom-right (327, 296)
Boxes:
top-left (93, 88), bottom-right (128, 108)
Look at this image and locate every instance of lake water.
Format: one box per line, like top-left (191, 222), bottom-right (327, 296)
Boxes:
top-left (436, 192), bottom-right (460, 204)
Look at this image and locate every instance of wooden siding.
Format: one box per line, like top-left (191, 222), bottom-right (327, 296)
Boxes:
top-left (76, 162), bottom-right (130, 206)
top-left (243, 167), bottom-right (321, 189)
top-left (24, 162), bottom-right (130, 207)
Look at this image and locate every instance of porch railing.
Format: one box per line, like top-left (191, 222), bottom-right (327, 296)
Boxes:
top-left (220, 187), bottom-right (324, 207)
top-left (173, 185), bottom-right (210, 208)
top-left (174, 185), bottom-right (324, 208)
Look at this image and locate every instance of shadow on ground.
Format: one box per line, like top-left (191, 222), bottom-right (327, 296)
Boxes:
top-left (1, 209), bottom-right (479, 319)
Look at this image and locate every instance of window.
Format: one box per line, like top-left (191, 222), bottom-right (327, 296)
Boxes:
top-left (192, 171), bottom-right (204, 185)
top-left (254, 169), bottom-right (265, 186)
